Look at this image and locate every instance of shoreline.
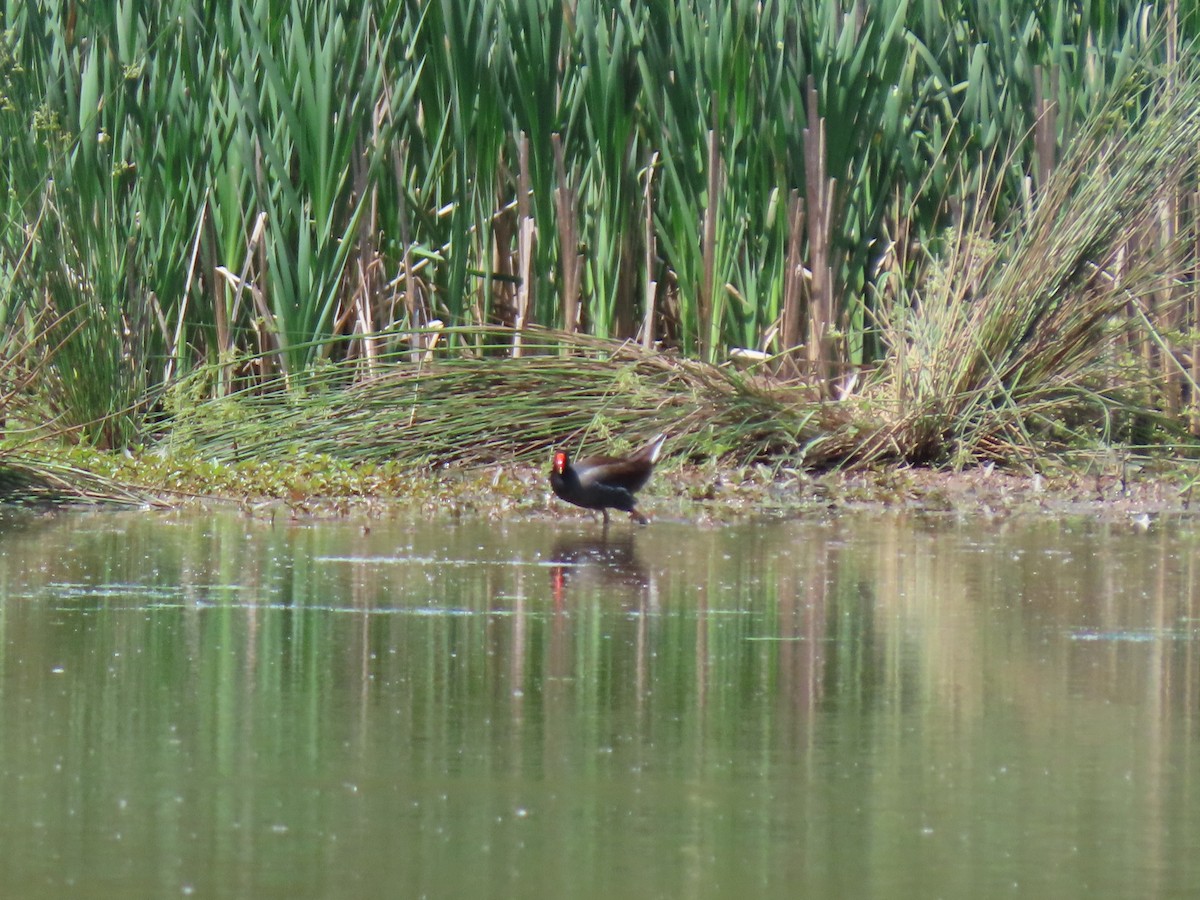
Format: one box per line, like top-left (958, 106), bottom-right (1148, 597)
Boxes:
top-left (118, 459), bottom-right (1200, 527)
top-left (6, 444), bottom-right (1196, 525)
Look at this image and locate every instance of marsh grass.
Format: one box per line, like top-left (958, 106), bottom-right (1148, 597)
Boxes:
top-left (0, 451), bottom-right (162, 505)
top-left (165, 39), bottom-right (1200, 479)
top-left (162, 327), bottom-right (839, 469)
top-left (3, 5), bottom-right (1193, 397)
top-left (1, 2), bottom-right (1200, 494)
top-left (865, 49), bottom-right (1200, 465)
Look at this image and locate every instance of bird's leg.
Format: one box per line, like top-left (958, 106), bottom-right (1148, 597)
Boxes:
top-left (602, 508), bottom-right (611, 530)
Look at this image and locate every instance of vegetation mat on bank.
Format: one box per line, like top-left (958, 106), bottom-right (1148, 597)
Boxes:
top-left (164, 329), bottom-right (843, 468)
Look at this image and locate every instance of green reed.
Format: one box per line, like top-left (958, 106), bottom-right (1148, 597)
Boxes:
top-left (0, 0), bottom-right (1196, 457)
top-left (867, 45), bottom-right (1200, 465)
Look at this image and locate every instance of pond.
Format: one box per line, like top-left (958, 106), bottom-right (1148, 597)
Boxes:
top-left (0, 507), bottom-right (1197, 898)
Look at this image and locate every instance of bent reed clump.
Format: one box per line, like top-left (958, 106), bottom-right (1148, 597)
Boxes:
top-left (161, 328), bottom-right (840, 470)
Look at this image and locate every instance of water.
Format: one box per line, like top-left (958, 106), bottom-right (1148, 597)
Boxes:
top-left (0, 507), bottom-right (1197, 898)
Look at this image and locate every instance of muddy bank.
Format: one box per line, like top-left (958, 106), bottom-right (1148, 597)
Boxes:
top-left (186, 459), bottom-right (1197, 529)
top-left (12, 443), bottom-right (1193, 526)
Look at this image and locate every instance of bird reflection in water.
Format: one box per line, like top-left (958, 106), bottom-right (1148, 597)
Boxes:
top-left (548, 531), bottom-right (651, 608)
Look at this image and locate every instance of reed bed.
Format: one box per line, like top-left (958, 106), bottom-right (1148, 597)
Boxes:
top-left (172, 41), bottom-right (1200, 476)
top-left (861, 45), bottom-right (1200, 464)
top-left (1, 1), bottom-right (1199, 484)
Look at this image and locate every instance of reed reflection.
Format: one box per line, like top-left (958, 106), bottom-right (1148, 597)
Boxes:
top-left (0, 512), bottom-right (1197, 897)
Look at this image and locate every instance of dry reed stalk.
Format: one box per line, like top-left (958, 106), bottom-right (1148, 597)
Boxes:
top-left (491, 168), bottom-right (517, 330)
top-left (699, 129), bottom-right (720, 362)
top-left (165, 194), bottom-right (209, 386)
top-left (1192, 188), bottom-right (1200, 435)
top-left (514, 131), bottom-right (535, 357)
top-left (779, 189), bottom-right (806, 378)
top-left (1033, 65), bottom-right (1059, 190)
top-left (641, 151), bottom-right (659, 351)
top-left (351, 131), bottom-right (379, 375)
top-left (803, 76), bottom-right (835, 394)
top-left (552, 133), bottom-right (581, 334)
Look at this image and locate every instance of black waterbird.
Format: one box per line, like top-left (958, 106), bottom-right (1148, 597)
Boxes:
top-left (549, 434), bottom-right (666, 528)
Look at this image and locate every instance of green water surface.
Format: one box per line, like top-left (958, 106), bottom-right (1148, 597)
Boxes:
top-left (0, 509), bottom-right (1196, 898)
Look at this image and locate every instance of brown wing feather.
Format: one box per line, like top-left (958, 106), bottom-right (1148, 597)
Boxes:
top-left (573, 456), bottom-right (645, 492)
top-left (573, 435), bottom-right (665, 493)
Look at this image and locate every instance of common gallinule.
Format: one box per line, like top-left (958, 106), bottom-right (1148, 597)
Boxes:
top-left (550, 433), bottom-right (666, 527)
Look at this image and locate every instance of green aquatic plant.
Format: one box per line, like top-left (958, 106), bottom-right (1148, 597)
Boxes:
top-left (1, 3), bottom-right (1190, 389)
top-left (867, 46), bottom-right (1200, 465)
